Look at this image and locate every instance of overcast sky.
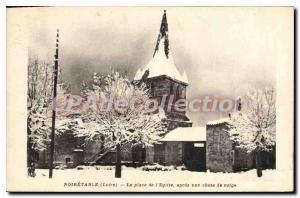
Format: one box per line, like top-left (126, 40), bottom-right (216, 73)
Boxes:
top-left (25, 7), bottom-right (291, 126)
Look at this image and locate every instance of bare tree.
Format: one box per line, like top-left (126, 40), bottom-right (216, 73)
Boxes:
top-left (228, 87), bottom-right (276, 177)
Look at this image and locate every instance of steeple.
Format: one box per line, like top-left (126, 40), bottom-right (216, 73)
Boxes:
top-left (134, 10), bottom-right (188, 84)
top-left (153, 10), bottom-right (169, 58)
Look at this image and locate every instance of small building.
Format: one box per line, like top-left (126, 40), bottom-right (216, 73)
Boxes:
top-left (206, 118), bottom-right (255, 172)
top-left (159, 127), bottom-right (207, 171)
top-left (206, 118), bottom-right (238, 172)
top-left (206, 118), bottom-right (275, 173)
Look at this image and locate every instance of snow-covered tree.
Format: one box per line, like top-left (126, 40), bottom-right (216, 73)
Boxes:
top-left (228, 87), bottom-right (276, 177)
top-left (78, 72), bottom-right (167, 178)
top-left (27, 57), bottom-right (69, 164)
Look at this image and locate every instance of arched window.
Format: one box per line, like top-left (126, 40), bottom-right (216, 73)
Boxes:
top-left (170, 83), bottom-right (173, 95)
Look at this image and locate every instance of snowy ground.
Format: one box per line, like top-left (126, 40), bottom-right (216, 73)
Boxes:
top-left (33, 166), bottom-right (276, 182)
top-left (26, 166), bottom-right (284, 192)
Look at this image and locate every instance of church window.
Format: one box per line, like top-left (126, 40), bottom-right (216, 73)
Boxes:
top-left (170, 83), bottom-right (173, 95)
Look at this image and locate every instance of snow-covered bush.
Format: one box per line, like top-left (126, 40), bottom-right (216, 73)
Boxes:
top-left (175, 165), bottom-right (187, 171)
top-left (94, 166), bottom-right (114, 171)
top-left (141, 164), bottom-right (183, 171)
top-left (76, 165), bottom-right (97, 170)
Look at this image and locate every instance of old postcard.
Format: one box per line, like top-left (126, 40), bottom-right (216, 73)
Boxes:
top-left (6, 7), bottom-right (294, 192)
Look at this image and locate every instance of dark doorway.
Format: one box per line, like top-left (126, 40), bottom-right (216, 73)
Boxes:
top-left (183, 142), bottom-right (206, 171)
top-left (65, 157), bottom-right (71, 164)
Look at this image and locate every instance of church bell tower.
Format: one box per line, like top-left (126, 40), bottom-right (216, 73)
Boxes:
top-left (134, 10), bottom-right (192, 130)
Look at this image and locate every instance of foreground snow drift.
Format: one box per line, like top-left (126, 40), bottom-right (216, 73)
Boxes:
top-left (33, 166), bottom-right (276, 181)
top-left (25, 166), bottom-right (287, 192)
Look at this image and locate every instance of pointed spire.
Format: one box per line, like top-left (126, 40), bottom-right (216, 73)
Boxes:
top-left (153, 10), bottom-right (169, 58)
top-left (134, 10), bottom-right (189, 84)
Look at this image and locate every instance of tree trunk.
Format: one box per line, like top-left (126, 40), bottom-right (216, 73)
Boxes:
top-left (115, 143), bottom-right (121, 178)
top-left (256, 150), bottom-right (263, 177)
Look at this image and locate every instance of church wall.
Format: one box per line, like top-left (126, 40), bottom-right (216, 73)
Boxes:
top-left (142, 76), bottom-right (188, 116)
top-left (167, 120), bottom-right (192, 131)
top-left (141, 76), bottom-right (192, 166)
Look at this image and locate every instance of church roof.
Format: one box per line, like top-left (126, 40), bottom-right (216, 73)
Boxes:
top-left (134, 10), bottom-right (188, 84)
top-left (161, 127), bottom-right (206, 142)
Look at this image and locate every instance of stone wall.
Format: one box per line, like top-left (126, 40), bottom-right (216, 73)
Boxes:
top-left (153, 143), bottom-right (166, 164)
top-left (206, 123), bottom-right (257, 172)
top-left (142, 76), bottom-right (192, 165)
top-left (206, 123), bottom-right (234, 172)
top-left (145, 146), bottom-right (155, 163)
top-left (141, 76), bottom-right (188, 116)
top-left (37, 131), bottom-right (85, 168)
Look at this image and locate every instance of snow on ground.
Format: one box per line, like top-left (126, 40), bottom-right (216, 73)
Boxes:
top-left (25, 166), bottom-right (288, 192)
top-left (33, 166), bottom-right (276, 181)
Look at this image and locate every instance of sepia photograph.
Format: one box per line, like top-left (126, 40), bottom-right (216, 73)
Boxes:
top-left (6, 6), bottom-right (294, 192)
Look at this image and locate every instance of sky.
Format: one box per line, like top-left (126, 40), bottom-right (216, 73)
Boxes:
top-left (24, 7), bottom-right (292, 126)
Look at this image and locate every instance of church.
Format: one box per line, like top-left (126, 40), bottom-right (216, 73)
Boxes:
top-left (37, 10), bottom-right (274, 173)
top-left (86, 10), bottom-right (208, 171)
top-left (36, 10), bottom-right (208, 171)
top-left (133, 10), bottom-right (206, 171)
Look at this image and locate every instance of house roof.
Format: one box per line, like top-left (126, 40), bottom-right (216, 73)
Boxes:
top-left (206, 118), bottom-right (230, 126)
top-left (161, 127), bottom-right (206, 142)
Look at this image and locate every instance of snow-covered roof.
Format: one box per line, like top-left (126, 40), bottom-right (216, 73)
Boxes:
top-left (134, 38), bottom-right (188, 84)
top-left (161, 127), bottom-right (206, 142)
top-left (134, 11), bottom-right (188, 84)
top-left (206, 118), bottom-right (230, 126)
